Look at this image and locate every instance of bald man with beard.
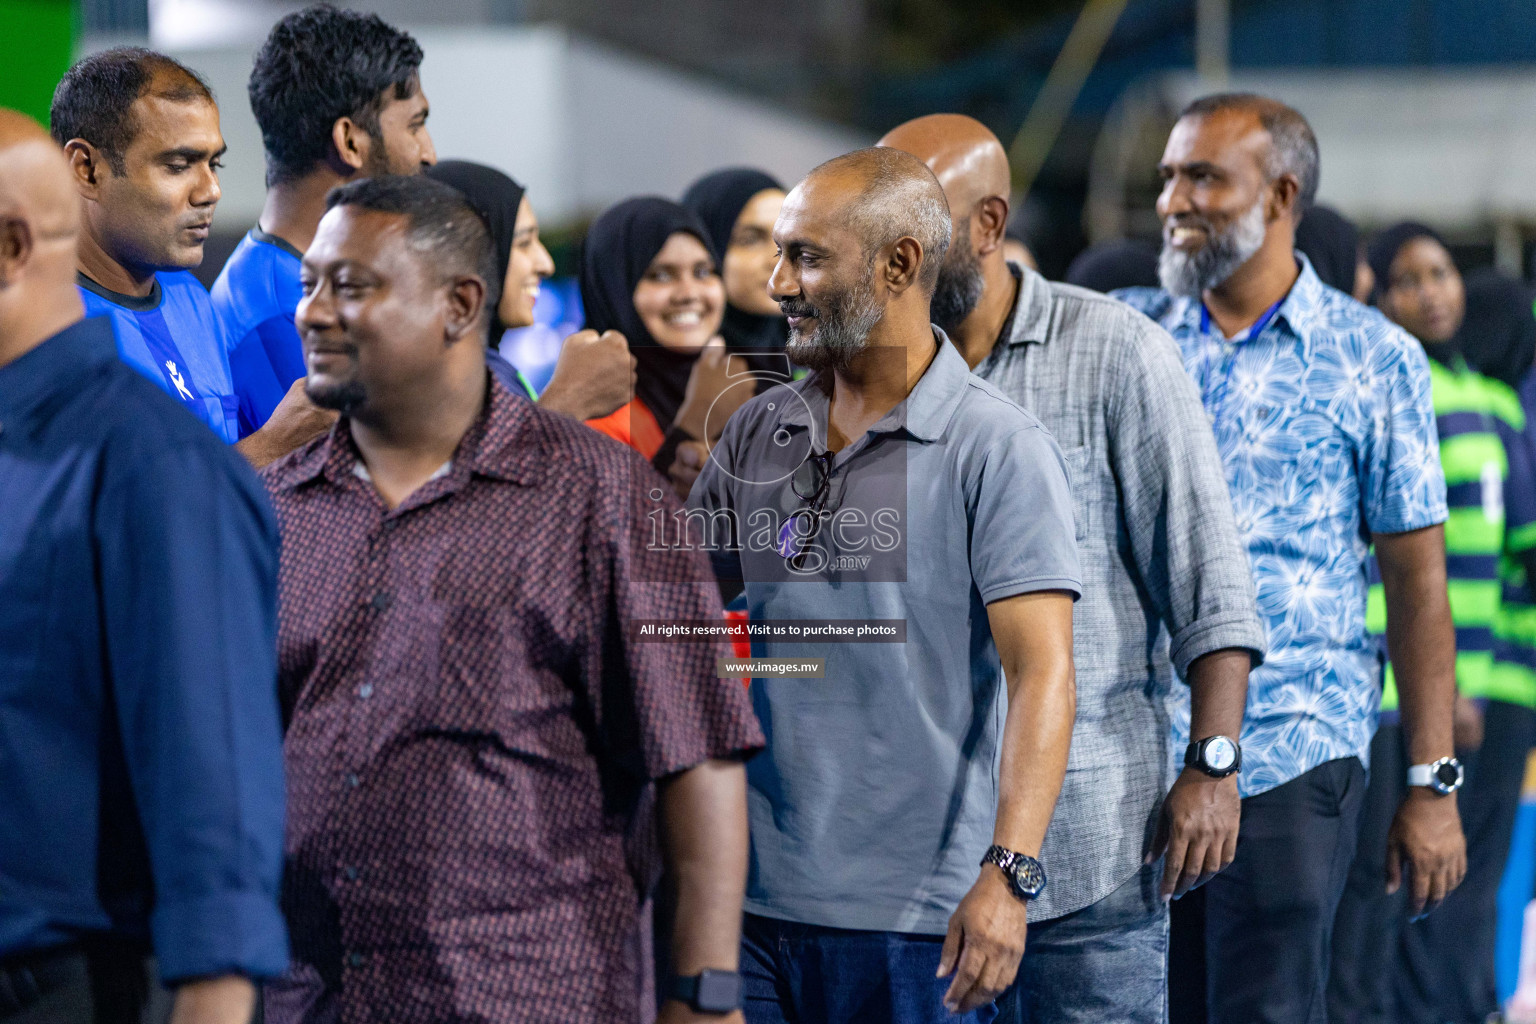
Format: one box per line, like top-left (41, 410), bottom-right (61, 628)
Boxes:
top-left (880, 115), bottom-right (1263, 1024)
top-left (0, 109), bottom-right (286, 1024)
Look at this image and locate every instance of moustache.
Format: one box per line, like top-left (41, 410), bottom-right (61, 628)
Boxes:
top-left (779, 299), bottom-right (819, 319)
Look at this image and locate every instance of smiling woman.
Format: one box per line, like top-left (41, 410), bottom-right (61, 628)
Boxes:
top-left (579, 196), bottom-right (752, 464)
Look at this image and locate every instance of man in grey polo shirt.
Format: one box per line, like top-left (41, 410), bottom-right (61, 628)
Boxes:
top-left (881, 115), bottom-right (1263, 1024)
top-left (684, 147), bottom-right (1079, 1024)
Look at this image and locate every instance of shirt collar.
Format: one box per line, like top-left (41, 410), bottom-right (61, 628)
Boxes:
top-left (774, 327), bottom-right (972, 445)
top-left (1167, 251), bottom-right (1326, 358)
top-left (271, 372), bottom-right (544, 492)
top-left (1002, 263), bottom-right (1054, 347)
top-left (0, 316), bottom-right (119, 438)
top-left (77, 270), bottom-right (163, 313)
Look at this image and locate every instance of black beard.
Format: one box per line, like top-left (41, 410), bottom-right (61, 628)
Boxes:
top-left (930, 222), bottom-right (984, 333)
top-left (305, 377), bottom-right (367, 416)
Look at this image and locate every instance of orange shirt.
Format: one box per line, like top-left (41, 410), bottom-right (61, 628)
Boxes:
top-left (585, 397), bottom-right (666, 460)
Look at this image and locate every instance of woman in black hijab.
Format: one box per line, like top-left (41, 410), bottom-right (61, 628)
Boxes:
top-left (427, 160), bottom-right (635, 420)
top-left (682, 168), bottom-right (789, 361)
top-left (580, 196), bottom-right (750, 468)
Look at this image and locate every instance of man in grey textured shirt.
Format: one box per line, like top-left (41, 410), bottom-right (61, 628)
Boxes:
top-left (882, 114), bottom-right (1264, 1024)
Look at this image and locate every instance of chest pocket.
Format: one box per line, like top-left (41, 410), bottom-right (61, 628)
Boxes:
top-left (1061, 446), bottom-right (1094, 544)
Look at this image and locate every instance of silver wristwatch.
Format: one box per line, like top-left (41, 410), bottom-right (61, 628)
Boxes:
top-left (1406, 757), bottom-right (1463, 795)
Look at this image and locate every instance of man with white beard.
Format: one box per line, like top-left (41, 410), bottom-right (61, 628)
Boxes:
top-left (1117, 94), bottom-right (1466, 1024)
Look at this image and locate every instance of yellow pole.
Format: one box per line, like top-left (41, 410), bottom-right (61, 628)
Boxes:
top-left (1008, 0), bottom-right (1133, 201)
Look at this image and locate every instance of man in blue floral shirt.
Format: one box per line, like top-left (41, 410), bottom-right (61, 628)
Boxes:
top-left (1117, 93), bottom-right (1466, 1024)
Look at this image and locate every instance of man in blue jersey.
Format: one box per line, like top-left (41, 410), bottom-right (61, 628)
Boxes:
top-left (52, 47), bottom-right (329, 459)
top-left (218, 5), bottom-right (633, 465)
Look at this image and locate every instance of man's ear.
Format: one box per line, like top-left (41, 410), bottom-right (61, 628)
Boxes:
top-left (0, 213), bottom-right (34, 288)
top-left (883, 235), bottom-right (923, 296)
top-left (331, 117), bottom-right (369, 174)
top-left (973, 195), bottom-right (1011, 258)
top-left (1268, 173), bottom-right (1301, 224)
top-left (62, 140), bottom-right (104, 200)
top-left (443, 274), bottom-right (487, 345)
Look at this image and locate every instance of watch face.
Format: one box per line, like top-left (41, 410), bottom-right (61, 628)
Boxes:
top-left (1012, 858), bottom-right (1047, 898)
top-left (694, 970), bottom-right (743, 1013)
top-left (1205, 736), bottom-right (1238, 773)
top-left (1434, 762), bottom-right (1462, 789)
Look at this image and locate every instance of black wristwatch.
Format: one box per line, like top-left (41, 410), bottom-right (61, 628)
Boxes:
top-left (669, 969), bottom-right (742, 1014)
top-left (1185, 735), bottom-right (1242, 778)
top-left (981, 844), bottom-right (1047, 902)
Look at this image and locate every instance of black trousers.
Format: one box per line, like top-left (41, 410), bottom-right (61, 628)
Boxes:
top-left (0, 938), bottom-right (167, 1024)
top-left (1168, 756), bottom-right (1368, 1024)
top-left (1329, 702), bottom-right (1535, 1024)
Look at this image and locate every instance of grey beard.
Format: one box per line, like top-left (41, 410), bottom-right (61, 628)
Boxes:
top-left (1158, 199), bottom-right (1267, 296)
top-left (785, 270), bottom-right (884, 372)
top-left (930, 235), bottom-right (984, 334)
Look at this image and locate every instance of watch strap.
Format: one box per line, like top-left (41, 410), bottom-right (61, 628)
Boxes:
top-left (1406, 763), bottom-right (1434, 787)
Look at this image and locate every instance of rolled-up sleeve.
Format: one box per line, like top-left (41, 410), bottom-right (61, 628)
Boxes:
top-left (96, 444), bottom-right (288, 983)
top-left (1107, 319), bottom-right (1265, 677)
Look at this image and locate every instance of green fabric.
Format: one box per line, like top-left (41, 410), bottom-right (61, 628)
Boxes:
top-left (0, 1), bottom-right (74, 127)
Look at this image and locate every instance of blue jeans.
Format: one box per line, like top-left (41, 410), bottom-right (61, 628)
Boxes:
top-left (741, 914), bottom-right (1000, 1024)
top-left (996, 863), bottom-right (1168, 1024)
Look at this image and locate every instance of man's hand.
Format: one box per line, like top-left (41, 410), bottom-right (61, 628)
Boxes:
top-left (168, 975), bottom-right (255, 1024)
top-left (1453, 695), bottom-right (1485, 752)
top-left (668, 439), bottom-right (710, 499)
top-left (1150, 768), bottom-right (1240, 900)
top-left (536, 329), bottom-right (635, 421)
top-left (938, 867), bottom-right (1028, 1015)
top-left (657, 1003), bottom-right (745, 1024)
top-left (1386, 789), bottom-right (1466, 918)
top-left (234, 377), bottom-right (337, 469)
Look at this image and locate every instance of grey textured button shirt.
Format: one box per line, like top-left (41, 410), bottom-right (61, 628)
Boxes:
top-left (686, 334), bottom-right (1081, 934)
top-left (974, 266), bottom-right (1264, 921)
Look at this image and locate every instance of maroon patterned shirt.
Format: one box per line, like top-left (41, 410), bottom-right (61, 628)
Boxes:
top-left (259, 379), bottom-right (763, 1023)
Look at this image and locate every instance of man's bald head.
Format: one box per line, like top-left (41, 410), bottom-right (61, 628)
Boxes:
top-left (878, 114), bottom-right (1011, 217)
top-left (0, 108), bottom-right (84, 364)
top-left (0, 109), bottom-right (80, 265)
top-left (797, 147), bottom-right (952, 294)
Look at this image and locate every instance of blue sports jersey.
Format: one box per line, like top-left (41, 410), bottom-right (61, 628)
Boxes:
top-left (212, 228), bottom-right (306, 438)
top-left (78, 271), bottom-right (239, 444)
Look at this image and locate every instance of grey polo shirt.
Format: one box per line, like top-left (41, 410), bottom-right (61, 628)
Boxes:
top-left (974, 266), bottom-right (1264, 920)
top-left (685, 331), bottom-right (1081, 935)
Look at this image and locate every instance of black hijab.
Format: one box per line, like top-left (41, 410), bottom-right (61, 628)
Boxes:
top-left (681, 167), bottom-right (788, 357)
top-left (1455, 267), bottom-right (1536, 389)
top-left (579, 196), bottom-right (715, 431)
top-left (424, 160), bottom-right (526, 336)
top-left (1366, 221), bottom-right (1445, 301)
top-left (1295, 205), bottom-right (1361, 295)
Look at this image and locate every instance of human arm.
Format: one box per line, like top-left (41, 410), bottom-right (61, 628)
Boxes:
top-left (1153, 650), bottom-right (1248, 898)
top-left (536, 328), bottom-right (636, 420)
top-left (168, 977), bottom-right (256, 1024)
top-left (656, 758), bottom-right (750, 1024)
top-left (1375, 524), bottom-right (1465, 916)
top-left (234, 376), bottom-right (336, 469)
top-left (97, 445), bottom-right (289, 985)
top-left (939, 590), bottom-right (1075, 1014)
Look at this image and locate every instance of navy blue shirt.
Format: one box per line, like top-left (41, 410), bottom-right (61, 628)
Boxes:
top-left (0, 316), bottom-right (289, 981)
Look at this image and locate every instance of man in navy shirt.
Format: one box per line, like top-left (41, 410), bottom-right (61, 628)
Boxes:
top-left (52, 47), bottom-right (330, 462)
top-left (0, 108), bottom-right (285, 1024)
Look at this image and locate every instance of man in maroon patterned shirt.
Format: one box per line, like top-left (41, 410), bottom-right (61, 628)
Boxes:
top-left (259, 174), bottom-right (763, 1024)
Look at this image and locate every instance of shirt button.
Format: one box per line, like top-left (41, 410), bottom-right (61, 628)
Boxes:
top-left (345, 773), bottom-right (360, 788)
top-left (347, 952), bottom-right (364, 968)
top-left (369, 592), bottom-right (392, 612)
top-left (358, 684), bottom-right (374, 699)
